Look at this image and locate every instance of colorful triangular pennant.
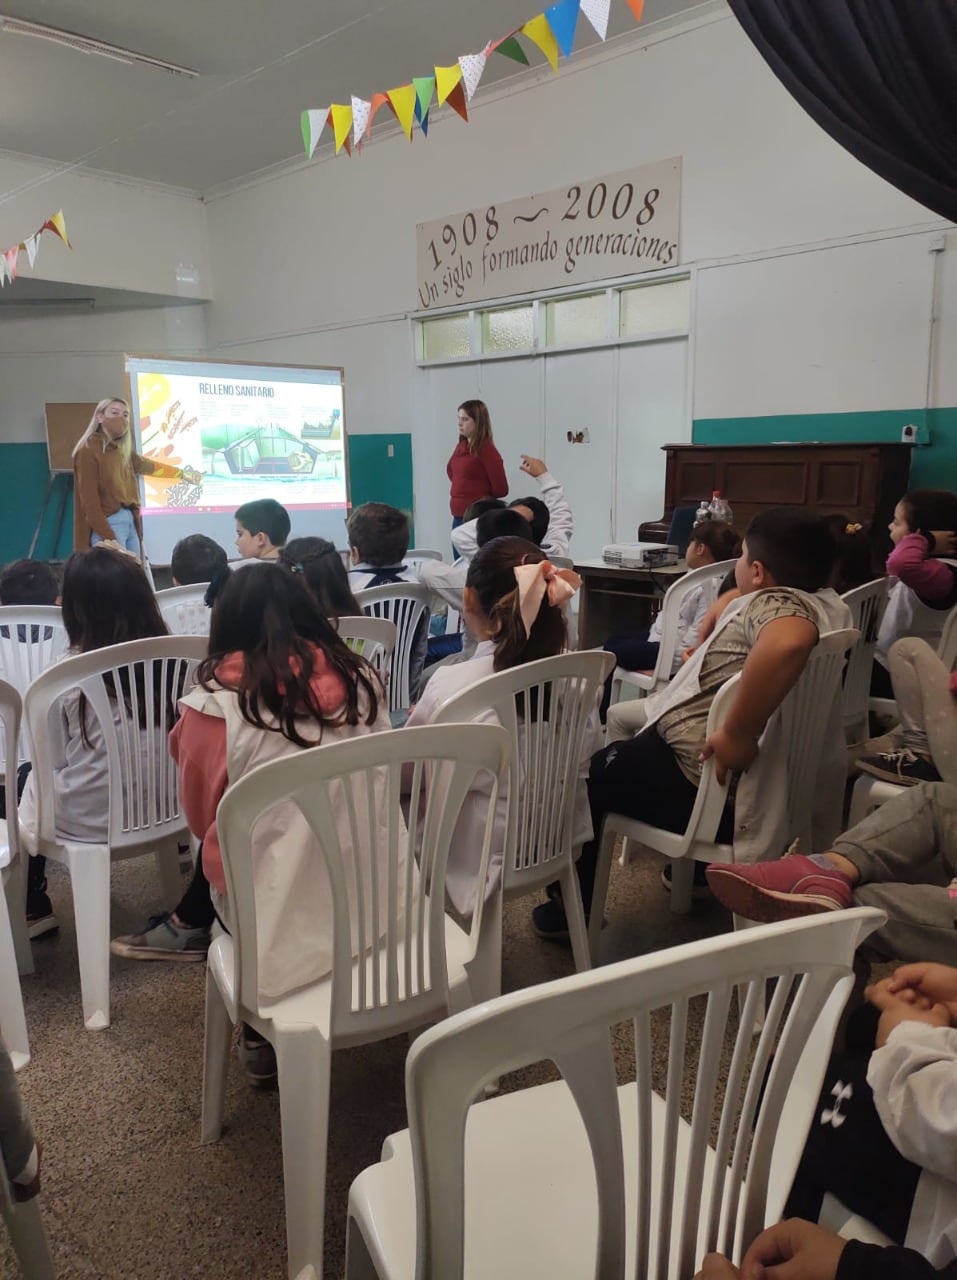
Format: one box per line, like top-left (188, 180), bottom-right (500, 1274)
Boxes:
top-left (351, 95), bottom-right (372, 146)
top-left (412, 75), bottom-right (436, 119)
top-left (3, 246), bottom-right (19, 282)
top-left (445, 80), bottom-right (469, 123)
top-left (367, 91), bottom-right (391, 134)
top-left (330, 103), bottom-right (354, 154)
top-left (458, 51), bottom-right (487, 100)
top-left (579, 0), bottom-right (611, 39)
top-left (545, 0), bottom-right (581, 58)
top-left (488, 33), bottom-right (530, 64)
top-left (435, 62), bottom-right (463, 105)
top-left (521, 14), bottom-right (560, 71)
top-left (624, 0), bottom-right (644, 19)
top-left (300, 108), bottom-right (330, 158)
top-left (414, 97), bottom-right (430, 136)
top-left (387, 84), bottom-right (418, 140)
top-left (41, 210), bottom-right (71, 248)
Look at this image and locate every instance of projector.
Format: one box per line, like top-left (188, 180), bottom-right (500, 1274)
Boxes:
top-left (602, 542), bottom-right (680, 568)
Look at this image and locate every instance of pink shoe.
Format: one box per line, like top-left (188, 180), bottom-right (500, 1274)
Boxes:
top-left (705, 854), bottom-right (855, 923)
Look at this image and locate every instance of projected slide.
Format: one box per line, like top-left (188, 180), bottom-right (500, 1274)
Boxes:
top-left (126, 357), bottom-right (348, 565)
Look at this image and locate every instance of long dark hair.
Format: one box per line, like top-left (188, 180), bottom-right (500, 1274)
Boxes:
top-left (279, 537), bottom-right (361, 620)
top-left (458, 399), bottom-right (493, 454)
top-left (61, 547), bottom-right (172, 743)
top-left (466, 537), bottom-right (566, 672)
top-left (200, 563), bottom-right (380, 747)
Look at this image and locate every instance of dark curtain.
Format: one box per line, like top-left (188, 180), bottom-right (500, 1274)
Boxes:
top-left (726, 0), bottom-right (957, 223)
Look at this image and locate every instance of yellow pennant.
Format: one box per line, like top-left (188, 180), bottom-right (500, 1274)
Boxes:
top-left (522, 13), bottom-right (560, 71)
top-left (435, 62), bottom-right (463, 105)
top-left (330, 103), bottom-right (354, 154)
top-left (387, 84), bottom-right (418, 140)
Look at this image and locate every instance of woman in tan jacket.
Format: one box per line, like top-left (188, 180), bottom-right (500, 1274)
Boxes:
top-left (72, 396), bottom-right (199, 555)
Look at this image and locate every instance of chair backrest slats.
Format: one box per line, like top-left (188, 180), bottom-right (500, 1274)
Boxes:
top-left (355, 585), bottom-right (431, 712)
top-left (336, 615), bottom-right (397, 688)
top-left (840, 579), bottom-right (889, 740)
top-left (404, 908), bottom-right (885, 1280)
top-left (155, 584), bottom-right (212, 637)
top-left (214, 724), bottom-right (511, 1039)
top-left (644, 561), bottom-right (736, 690)
top-left (433, 651), bottom-right (614, 890)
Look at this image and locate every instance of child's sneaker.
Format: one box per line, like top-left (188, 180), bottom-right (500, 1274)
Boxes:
top-left (855, 749), bottom-right (941, 787)
top-left (705, 855), bottom-right (855, 924)
top-left (660, 861), bottom-right (711, 899)
top-left (237, 1026), bottom-right (277, 1088)
top-left (110, 913), bottom-right (210, 961)
top-left (26, 893), bottom-right (58, 940)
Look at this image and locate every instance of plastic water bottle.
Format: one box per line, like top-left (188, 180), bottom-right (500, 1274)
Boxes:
top-left (708, 490), bottom-right (733, 524)
top-left (695, 499), bottom-right (711, 523)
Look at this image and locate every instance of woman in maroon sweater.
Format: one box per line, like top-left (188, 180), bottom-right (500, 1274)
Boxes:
top-left (447, 400), bottom-right (508, 531)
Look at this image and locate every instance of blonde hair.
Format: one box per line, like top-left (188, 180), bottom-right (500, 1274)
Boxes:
top-left (72, 397), bottom-right (132, 460)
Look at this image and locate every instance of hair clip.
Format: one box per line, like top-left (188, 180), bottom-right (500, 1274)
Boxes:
top-left (289, 562), bottom-right (304, 574)
top-left (845, 522), bottom-right (863, 534)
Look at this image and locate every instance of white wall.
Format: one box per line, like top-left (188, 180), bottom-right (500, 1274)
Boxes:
top-left (0, 153), bottom-right (210, 298)
top-left (0, 304), bottom-right (208, 444)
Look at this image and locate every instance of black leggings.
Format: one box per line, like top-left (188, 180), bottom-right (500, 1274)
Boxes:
top-left (573, 727), bottom-right (734, 913)
top-left (175, 848), bottom-right (216, 929)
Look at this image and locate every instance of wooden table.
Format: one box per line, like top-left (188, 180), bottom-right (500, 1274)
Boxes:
top-left (573, 558), bottom-right (687, 649)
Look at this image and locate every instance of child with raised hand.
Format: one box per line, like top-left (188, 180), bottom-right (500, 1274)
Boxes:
top-left (279, 536), bottom-right (362, 620)
top-left (535, 508), bottom-right (852, 941)
top-left (874, 489), bottom-right (957, 695)
top-left (451, 454), bottom-right (573, 563)
top-left (406, 535), bottom-right (599, 917)
top-left (17, 547), bottom-right (173, 938)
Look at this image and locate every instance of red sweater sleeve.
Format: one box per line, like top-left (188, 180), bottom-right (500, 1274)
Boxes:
top-left (886, 532), bottom-right (957, 606)
top-left (169, 709), bottom-right (230, 895)
top-left (479, 441), bottom-right (508, 499)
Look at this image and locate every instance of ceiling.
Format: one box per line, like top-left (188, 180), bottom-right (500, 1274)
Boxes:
top-left (0, 0), bottom-right (719, 193)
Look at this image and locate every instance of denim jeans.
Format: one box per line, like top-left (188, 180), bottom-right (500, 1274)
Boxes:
top-left (91, 507), bottom-right (138, 553)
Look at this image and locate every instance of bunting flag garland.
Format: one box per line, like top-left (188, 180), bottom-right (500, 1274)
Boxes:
top-left (300, 0), bottom-right (644, 158)
top-left (0, 210), bottom-right (72, 288)
top-left (579, 0), bottom-right (611, 40)
top-left (545, 0), bottom-right (581, 58)
top-left (387, 84), bottom-right (418, 140)
top-left (301, 108), bottom-right (330, 159)
top-left (521, 14), bottom-right (561, 71)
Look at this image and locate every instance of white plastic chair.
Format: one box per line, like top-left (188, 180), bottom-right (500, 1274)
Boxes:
top-left (590, 629), bottom-right (858, 947)
top-left (356, 584), bottom-right (431, 713)
top-left (869, 599), bottom-right (957, 722)
top-left (433, 650), bottom-right (614, 985)
top-left (1, 1163), bottom-right (55, 1280)
top-left (21, 636), bottom-right (207, 1029)
top-left (840, 579), bottom-right (888, 744)
top-left (0, 682), bottom-right (32, 1071)
top-left (201, 723), bottom-right (512, 1280)
top-left (155, 583), bottom-right (211, 636)
top-left (609, 560), bottom-right (735, 706)
top-left (335, 616), bottom-right (397, 688)
top-left (405, 549), bottom-right (443, 562)
top-left (345, 907), bottom-right (885, 1280)
top-left (0, 608), bottom-right (69, 766)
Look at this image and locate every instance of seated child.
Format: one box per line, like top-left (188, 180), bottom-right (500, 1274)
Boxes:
top-left (279, 536), bottom-right (362, 621)
top-left (111, 564), bottom-right (392, 1083)
top-left (696, 960), bottom-right (957, 1279)
top-left (533, 508), bottom-right (852, 940)
top-left (18, 548), bottom-right (175, 937)
top-left (602, 518), bottom-right (740, 721)
top-left (706, 778), bottom-right (957, 966)
top-left (170, 534), bottom-right (228, 586)
top-left (347, 502), bottom-right (428, 706)
top-left (0, 559), bottom-right (59, 612)
top-left (874, 490), bottom-right (957, 697)
top-left (407, 535), bottom-right (598, 917)
top-left (233, 498), bottom-right (290, 563)
top-left (452, 454), bottom-right (572, 563)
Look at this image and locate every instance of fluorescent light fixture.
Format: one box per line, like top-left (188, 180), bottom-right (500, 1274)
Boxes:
top-left (0, 15), bottom-right (199, 76)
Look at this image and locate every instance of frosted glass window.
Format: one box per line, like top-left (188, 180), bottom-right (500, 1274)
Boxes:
top-left (619, 278), bottom-right (690, 337)
top-left (545, 293), bottom-right (607, 346)
top-left (422, 315), bottom-right (471, 360)
top-left (482, 305), bottom-right (533, 352)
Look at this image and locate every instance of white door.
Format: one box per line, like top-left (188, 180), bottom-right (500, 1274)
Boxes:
top-left (477, 358), bottom-right (543, 501)
top-left (544, 349), bottom-right (617, 559)
top-left (615, 338), bottom-right (690, 543)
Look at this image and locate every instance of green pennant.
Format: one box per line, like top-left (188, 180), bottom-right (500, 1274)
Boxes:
top-left (492, 35), bottom-right (530, 65)
top-left (413, 75), bottom-right (436, 119)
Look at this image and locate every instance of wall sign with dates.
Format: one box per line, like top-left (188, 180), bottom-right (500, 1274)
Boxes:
top-left (415, 158), bottom-right (681, 310)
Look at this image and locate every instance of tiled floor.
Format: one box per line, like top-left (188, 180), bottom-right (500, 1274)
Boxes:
top-left (2, 850), bottom-right (737, 1279)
